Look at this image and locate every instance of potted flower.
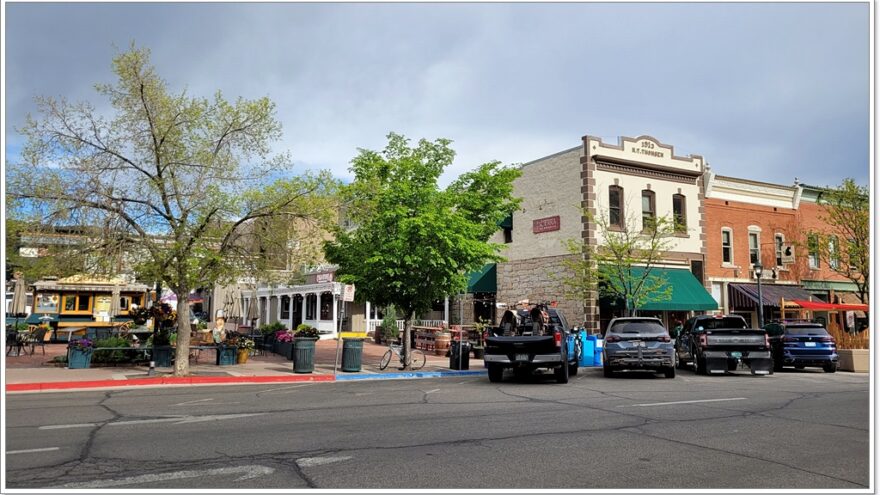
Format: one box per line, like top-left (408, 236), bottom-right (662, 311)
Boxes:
top-left (293, 324), bottom-right (320, 373)
top-left (147, 328), bottom-right (174, 367)
top-left (130, 306), bottom-right (150, 326)
top-left (471, 318), bottom-right (488, 359)
top-left (275, 329), bottom-right (294, 360)
top-left (68, 338), bottom-right (95, 369)
top-left (235, 337), bottom-right (255, 364)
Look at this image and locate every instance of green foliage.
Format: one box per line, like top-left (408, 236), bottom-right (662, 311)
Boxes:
top-left (815, 179), bottom-right (870, 305)
top-left (325, 133), bottom-right (521, 330)
top-left (294, 324), bottom-right (319, 339)
top-left (556, 207), bottom-right (677, 318)
top-left (8, 44), bottom-right (339, 376)
top-left (259, 321), bottom-right (286, 335)
top-left (380, 307), bottom-right (399, 340)
top-left (93, 337), bottom-right (132, 363)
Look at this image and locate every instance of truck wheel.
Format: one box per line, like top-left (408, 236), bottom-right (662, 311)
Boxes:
top-left (555, 363), bottom-right (569, 384)
top-left (664, 366), bottom-right (675, 379)
top-left (488, 364), bottom-right (503, 382)
top-left (823, 363), bottom-right (837, 373)
top-left (603, 363), bottom-right (614, 378)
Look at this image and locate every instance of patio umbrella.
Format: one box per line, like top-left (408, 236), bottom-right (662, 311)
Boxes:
top-left (227, 287), bottom-right (243, 324)
top-left (244, 288), bottom-right (259, 328)
top-left (10, 274), bottom-right (27, 331)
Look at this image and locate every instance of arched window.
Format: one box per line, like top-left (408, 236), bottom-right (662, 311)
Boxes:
top-left (641, 190), bottom-right (655, 230)
top-left (609, 185), bottom-right (624, 227)
top-left (672, 194), bottom-right (687, 232)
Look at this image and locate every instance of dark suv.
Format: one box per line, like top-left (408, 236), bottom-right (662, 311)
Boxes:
top-left (764, 321), bottom-right (839, 373)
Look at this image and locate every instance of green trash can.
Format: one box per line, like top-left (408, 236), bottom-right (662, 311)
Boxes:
top-left (342, 338), bottom-right (364, 372)
top-left (293, 337), bottom-right (318, 373)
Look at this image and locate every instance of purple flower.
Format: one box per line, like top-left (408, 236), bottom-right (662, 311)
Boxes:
top-left (69, 338), bottom-right (95, 350)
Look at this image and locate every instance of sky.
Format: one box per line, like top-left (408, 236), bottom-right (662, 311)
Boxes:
top-left (4, 2), bottom-right (871, 188)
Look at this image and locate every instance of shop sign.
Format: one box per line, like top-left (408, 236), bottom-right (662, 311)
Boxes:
top-left (316, 272), bottom-right (333, 283)
top-left (343, 284), bottom-right (355, 302)
top-left (532, 216), bottom-right (560, 234)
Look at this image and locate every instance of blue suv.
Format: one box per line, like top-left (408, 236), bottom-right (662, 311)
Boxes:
top-left (764, 321), bottom-right (839, 373)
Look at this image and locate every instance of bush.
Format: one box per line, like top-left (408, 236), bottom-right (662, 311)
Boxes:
top-left (294, 324), bottom-right (320, 339)
top-left (93, 337), bottom-right (132, 363)
top-left (259, 321), bottom-right (286, 336)
top-left (381, 307), bottom-right (399, 341)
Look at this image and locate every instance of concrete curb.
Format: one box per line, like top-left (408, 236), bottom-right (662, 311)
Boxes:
top-left (6, 369), bottom-right (488, 393)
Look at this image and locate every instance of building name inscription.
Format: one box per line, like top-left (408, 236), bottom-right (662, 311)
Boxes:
top-left (630, 140), bottom-right (665, 158)
top-left (532, 216), bottom-right (561, 234)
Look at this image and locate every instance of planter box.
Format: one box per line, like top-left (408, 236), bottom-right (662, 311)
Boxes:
top-left (838, 349), bottom-right (869, 373)
top-left (276, 341), bottom-right (293, 360)
top-left (216, 345), bottom-right (238, 366)
top-left (68, 348), bottom-right (93, 369)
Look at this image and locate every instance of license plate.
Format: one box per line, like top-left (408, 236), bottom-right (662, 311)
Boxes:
top-left (515, 353), bottom-right (529, 361)
top-left (804, 342), bottom-right (817, 347)
top-left (632, 341), bottom-right (645, 347)
top-left (730, 352), bottom-right (742, 358)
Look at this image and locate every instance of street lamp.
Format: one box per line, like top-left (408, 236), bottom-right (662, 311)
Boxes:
top-left (754, 263), bottom-right (765, 329)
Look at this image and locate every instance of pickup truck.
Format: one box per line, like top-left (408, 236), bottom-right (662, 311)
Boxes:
top-left (483, 306), bottom-right (578, 384)
top-left (675, 314), bottom-right (772, 375)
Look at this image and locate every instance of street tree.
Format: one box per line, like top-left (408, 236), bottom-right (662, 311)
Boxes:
top-left (8, 45), bottom-right (337, 376)
top-left (557, 205), bottom-right (677, 320)
top-left (324, 133), bottom-right (520, 368)
top-left (814, 178), bottom-right (870, 307)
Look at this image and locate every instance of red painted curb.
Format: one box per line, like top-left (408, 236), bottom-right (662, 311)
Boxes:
top-left (6, 374), bottom-right (335, 392)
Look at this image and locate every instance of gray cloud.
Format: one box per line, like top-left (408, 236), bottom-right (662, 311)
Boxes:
top-left (5, 2), bottom-right (869, 188)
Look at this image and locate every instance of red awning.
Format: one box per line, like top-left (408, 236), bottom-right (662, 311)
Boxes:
top-left (790, 299), bottom-right (869, 312)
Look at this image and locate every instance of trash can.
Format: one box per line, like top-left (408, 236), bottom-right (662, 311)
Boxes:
top-left (293, 338), bottom-right (317, 373)
top-left (341, 338), bottom-right (364, 372)
top-left (216, 345), bottom-right (237, 366)
top-left (594, 336), bottom-right (604, 366)
top-left (449, 340), bottom-right (471, 370)
top-left (580, 332), bottom-right (596, 367)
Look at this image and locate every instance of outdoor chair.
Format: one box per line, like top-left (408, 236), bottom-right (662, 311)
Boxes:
top-left (24, 327), bottom-right (48, 355)
top-left (6, 330), bottom-right (26, 356)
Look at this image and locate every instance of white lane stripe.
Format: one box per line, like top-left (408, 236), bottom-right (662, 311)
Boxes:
top-left (425, 389), bottom-right (440, 394)
top-left (629, 397), bottom-right (747, 407)
top-left (57, 465), bottom-right (275, 488)
top-left (173, 398), bottom-right (214, 406)
top-left (296, 456), bottom-right (352, 468)
top-left (257, 384), bottom-right (313, 394)
top-left (39, 413), bottom-right (265, 430)
top-left (8, 447), bottom-right (60, 455)
top-left (40, 423), bottom-right (98, 430)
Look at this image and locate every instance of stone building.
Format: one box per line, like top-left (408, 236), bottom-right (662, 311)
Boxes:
top-left (492, 134), bottom-right (717, 333)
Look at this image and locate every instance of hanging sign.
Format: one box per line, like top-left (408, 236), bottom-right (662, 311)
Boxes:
top-left (342, 284), bottom-right (356, 302)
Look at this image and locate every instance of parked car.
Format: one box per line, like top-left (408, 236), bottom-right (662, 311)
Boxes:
top-left (602, 317), bottom-right (675, 378)
top-left (764, 320), bottom-right (838, 373)
top-left (675, 314), bottom-right (772, 375)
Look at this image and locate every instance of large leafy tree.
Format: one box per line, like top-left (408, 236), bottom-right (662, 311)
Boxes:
top-left (8, 46), bottom-right (337, 375)
top-left (325, 133), bottom-right (520, 367)
top-left (815, 179), bottom-right (869, 307)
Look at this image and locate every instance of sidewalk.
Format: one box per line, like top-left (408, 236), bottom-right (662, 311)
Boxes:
top-left (4, 339), bottom-right (486, 393)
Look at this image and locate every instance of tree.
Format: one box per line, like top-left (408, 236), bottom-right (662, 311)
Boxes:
top-left (556, 205), bottom-right (676, 319)
top-left (8, 45), bottom-right (338, 376)
top-left (815, 179), bottom-right (869, 306)
top-left (324, 133), bottom-right (520, 368)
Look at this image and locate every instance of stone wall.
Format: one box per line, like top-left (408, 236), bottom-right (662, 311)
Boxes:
top-left (496, 254), bottom-right (585, 325)
top-left (449, 294), bottom-right (475, 325)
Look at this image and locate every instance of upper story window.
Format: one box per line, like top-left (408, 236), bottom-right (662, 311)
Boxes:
top-left (641, 190), bottom-right (655, 231)
top-left (829, 236), bottom-right (839, 269)
top-left (807, 233), bottom-right (819, 269)
top-left (672, 194), bottom-right (687, 232)
top-left (775, 233), bottom-right (785, 267)
top-left (748, 232), bottom-right (761, 265)
top-left (609, 186), bottom-right (624, 228)
top-left (721, 228), bottom-right (733, 265)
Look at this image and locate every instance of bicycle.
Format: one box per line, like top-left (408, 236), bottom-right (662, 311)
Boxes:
top-left (379, 343), bottom-right (426, 370)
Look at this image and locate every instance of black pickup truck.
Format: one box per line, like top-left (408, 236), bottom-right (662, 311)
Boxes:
top-left (675, 315), bottom-right (772, 375)
top-left (483, 307), bottom-right (578, 384)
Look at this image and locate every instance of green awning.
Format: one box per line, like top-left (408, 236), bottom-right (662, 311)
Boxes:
top-left (25, 313), bottom-right (60, 324)
top-left (467, 264), bottom-right (497, 293)
top-left (626, 267), bottom-right (718, 311)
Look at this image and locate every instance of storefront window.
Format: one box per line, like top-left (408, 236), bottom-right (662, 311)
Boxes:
top-left (280, 295), bottom-right (291, 319)
top-left (62, 293), bottom-right (92, 313)
top-left (36, 293), bottom-right (59, 313)
top-left (306, 294), bottom-right (317, 320)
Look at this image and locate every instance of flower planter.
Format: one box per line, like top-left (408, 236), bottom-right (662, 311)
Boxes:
top-left (293, 337), bottom-right (318, 373)
top-left (68, 348), bottom-right (93, 369)
top-left (838, 349), bottom-right (869, 373)
top-left (276, 341), bottom-right (293, 360)
top-left (237, 349), bottom-right (250, 364)
top-left (152, 346), bottom-right (174, 367)
top-left (216, 345), bottom-right (237, 366)
top-left (472, 347), bottom-right (485, 359)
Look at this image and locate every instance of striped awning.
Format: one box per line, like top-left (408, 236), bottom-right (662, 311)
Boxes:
top-left (728, 283), bottom-right (813, 310)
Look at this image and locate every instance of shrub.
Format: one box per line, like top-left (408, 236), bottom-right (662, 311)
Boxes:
top-left (294, 324), bottom-right (320, 339)
top-left (381, 307), bottom-right (399, 340)
top-left (93, 337), bottom-right (132, 363)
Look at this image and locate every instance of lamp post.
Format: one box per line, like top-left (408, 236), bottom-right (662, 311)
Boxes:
top-left (754, 263), bottom-right (765, 329)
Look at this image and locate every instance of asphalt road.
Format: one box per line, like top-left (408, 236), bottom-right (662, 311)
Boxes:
top-left (5, 367), bottom-right (871, 489)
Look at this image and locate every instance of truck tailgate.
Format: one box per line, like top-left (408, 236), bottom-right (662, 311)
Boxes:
top-left (486, 336), bottom-right (558, 355)
top-left (706, 330), bottom-right (766, 349)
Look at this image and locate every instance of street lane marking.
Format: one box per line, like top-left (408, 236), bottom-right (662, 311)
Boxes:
top-left (57, 465), bottom-right (275, 488)
top-left (627, 398), bottom-right (747, 407)
top-left (425, 389), bottom-right (440, 394)
top-left (296, 456), bottom-right (352, 468)
top-left (7, 447), bottom-right (60, 455)
top-left (173, 398), bottom-right (214, 406)
top-left (39, 413), bottom-right (265, 430)
top-left (257, 384), bottom-right (313, 394)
